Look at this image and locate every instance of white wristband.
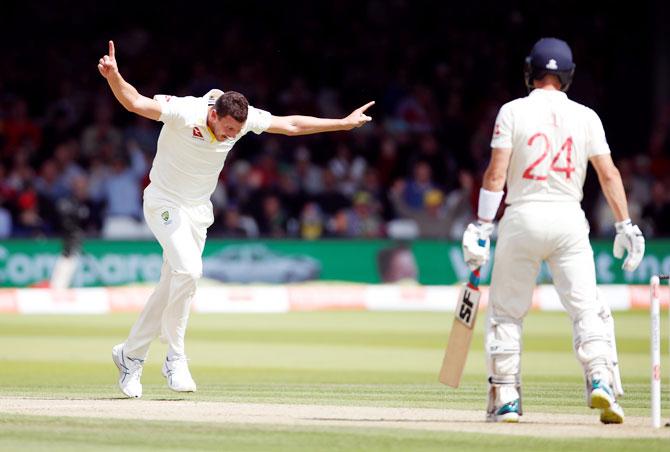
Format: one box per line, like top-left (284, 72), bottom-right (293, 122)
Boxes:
top-left (477, 188), bottom-right (504, 221)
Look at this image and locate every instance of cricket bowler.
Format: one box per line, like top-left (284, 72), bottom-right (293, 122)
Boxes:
top-left (97, 40), bottom-right (374, 398)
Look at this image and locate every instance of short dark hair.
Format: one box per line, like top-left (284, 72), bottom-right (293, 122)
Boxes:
top-left (214, 91), bottom-right (248, 123)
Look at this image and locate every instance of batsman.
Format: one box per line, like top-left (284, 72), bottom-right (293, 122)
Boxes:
top-left (462, 38), bottom-right (645, 424)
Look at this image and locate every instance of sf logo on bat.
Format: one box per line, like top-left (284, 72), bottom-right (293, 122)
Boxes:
top-left (456, 285), bottom-right (480, 329)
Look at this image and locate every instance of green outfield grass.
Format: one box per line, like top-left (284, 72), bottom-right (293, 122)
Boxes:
top-left (0, 310), bottom-right (668, 451)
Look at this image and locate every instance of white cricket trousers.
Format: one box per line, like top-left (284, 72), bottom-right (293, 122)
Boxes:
top-left (124, 190), bottom-right (213, 360)
top-left (486, 201), bottom-right (611, 385)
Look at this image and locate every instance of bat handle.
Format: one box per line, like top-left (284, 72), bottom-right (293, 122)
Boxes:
top-left (467, 238), bottom-right (486, 288)
top-left (468, 268), bottom-right (481, 288)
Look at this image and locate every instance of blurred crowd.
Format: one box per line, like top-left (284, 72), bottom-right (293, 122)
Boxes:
top-left (0, 1), bottom-right (668, 240)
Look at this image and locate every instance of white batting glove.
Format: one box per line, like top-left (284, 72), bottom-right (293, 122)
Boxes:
top-left (613, 219), bottom-right (645, 272)
top-left (462, 221), bottom-right (495, 271)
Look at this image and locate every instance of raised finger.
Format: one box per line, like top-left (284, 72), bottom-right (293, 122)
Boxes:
top-left (109, 40), bottom-right (115, 58)
top-left (358, 101), bottom-right (375, 112)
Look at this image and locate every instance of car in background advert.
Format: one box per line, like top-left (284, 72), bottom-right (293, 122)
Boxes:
top-left (202, 244), bottom-right (321, 283)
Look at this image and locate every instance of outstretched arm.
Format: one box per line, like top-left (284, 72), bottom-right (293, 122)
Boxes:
top-left (267, 101), bottom-right (374, 136)
top-left (98, 40), bottom-right (162, 121)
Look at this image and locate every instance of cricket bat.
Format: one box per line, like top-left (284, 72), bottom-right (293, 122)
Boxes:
top-left (439, 267), bottom-right (482, 387)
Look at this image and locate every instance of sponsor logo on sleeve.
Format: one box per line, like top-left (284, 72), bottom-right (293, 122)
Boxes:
top-left (192, 127), bottom-right (204, 140)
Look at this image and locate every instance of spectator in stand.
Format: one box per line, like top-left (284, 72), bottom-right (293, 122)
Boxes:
top-left (0, 163), bottom-right (17, 210)
top-left (641, 179), bottom-right (670, 237)
top-left (468, 99), bottom-right (501, 173)
top-left (360, 168), bottom-right (393, 220)
top-left (292, 146), bottom-right (323, 196)
top-left (441, 89), bottom-right (470, 168)
top-left (257, 193), bottom-right (289, 237)
top-left (87, 155), bottom-right (111, 206)
top-left (396, 160), bottom-right (438, 210)
top-left (0, 163), bottom-right (13, 238)
top-left (374, 137), bottom-right (403, 188)
top-left (390, 185), bottom-right (450, 239)
top-left (395, 85), bottom-right (436, 134)
top-left (648, 102), bottom-right (670, 179)
top-left (1, 98), bottom-right (41, 158)
top-left (254, 152), bottom-right (281, 189)
top-left (124, 116), bottom-right (160, 157)
top-left (41, 106), bottom-right (77, 165)
top-left (100, 142), bottom-right (149, 238)
top-left (616, 157), bottom-right (651, 209)
top-left (80, 103), bottom-right (123, 159)
top-left (41, 81), bottom-right (86, 155)
top-left (277, 169), bottom-right (306, 221)
top-left (226, 160), bottom-right (260, 212)
top-left (327, 209), bottom-right (350, 238)
top-left (210, 174), bottom-right (229, 228)
top-left (343, 191), bottom-right (383, 238)
top-left (34, 159), bottom-right (69, 203)
top-left (53, 139), bottom-right (86, 190)
top-left (0, 200), bottom-right (11, 238)
top-left (300, 202), bottom-right (325, 240)
top-left (413, 133), bottom-right (448, 184)
top-left (6, 152), bottom-right (35, 197)
top-left (217, 204), bottom-right (259, 238)
top-left (443, 169), bottom-right (477, 239)
top-left (316, 169), bottom-right (350, 216)
top-left (592, 158), bottom-right (644, 237)
top-left (13, 183), bottom-right (44, 237)
top-left (328, 143), bottom-right (366, 196)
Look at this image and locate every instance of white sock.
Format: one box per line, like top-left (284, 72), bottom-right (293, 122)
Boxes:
top-left (167, 350), bottom-right (185, 360)
top-left (498, 384), bottom-right (519, 405)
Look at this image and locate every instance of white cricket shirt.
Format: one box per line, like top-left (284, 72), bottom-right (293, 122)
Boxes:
top-left (490, 89), bottom-right (610, 204)
top-left (147, 89), bottom-right (271, 205)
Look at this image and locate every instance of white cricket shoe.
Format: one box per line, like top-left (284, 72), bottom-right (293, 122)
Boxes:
top-left (162, 355), bottom-right (197, 393)
top-left (487, 399), bottom-right (521, 423)
top-left (589, 377), bottom-right (624, 424)
top-left (600, 401), bottom-right (625, 424)
top-left (112, 343), bottom-right (144, 398)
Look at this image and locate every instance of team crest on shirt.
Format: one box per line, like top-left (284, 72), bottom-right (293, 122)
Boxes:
top-left (161, 210), bottom-right (172, 225)
top-left (192, 127), bottom-right (204, 140)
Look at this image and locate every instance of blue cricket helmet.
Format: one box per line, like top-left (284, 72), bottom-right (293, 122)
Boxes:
top-left (524, 37), bottom-right (576, 92)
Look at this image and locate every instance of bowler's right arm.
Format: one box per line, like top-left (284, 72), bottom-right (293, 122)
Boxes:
top-left (98, 40), bottom-right (162, 121)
